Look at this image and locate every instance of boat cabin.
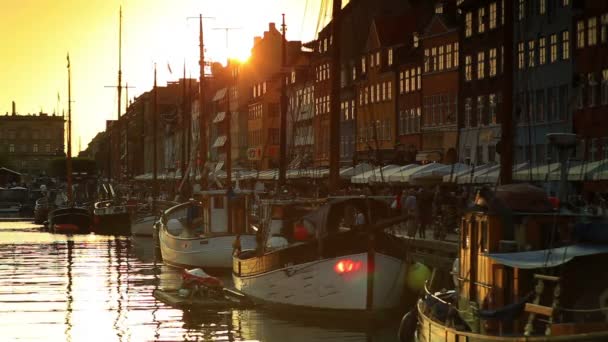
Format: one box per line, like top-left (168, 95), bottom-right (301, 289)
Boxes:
top-left (456, 183), bottom-right (608, 337)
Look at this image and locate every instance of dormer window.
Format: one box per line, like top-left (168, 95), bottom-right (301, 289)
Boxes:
top-left (388, 48), bottom-right (393, 66)
top-left (291, 71), bottom-right (296, 84)
top-left (370, 53), bottom-right (375, 67)
top-left (435, 3), bottom-right (444, 14)
top-left (376, 51), bottom-right (381, 67)
top-left (413, 33), bottom-right (419, 48)
top-left (352, 65), bottom-right (357, 80)
top-left (361, 56), bottom-right (366, 74)
top-left (323, 38), bottom-right (328, 52)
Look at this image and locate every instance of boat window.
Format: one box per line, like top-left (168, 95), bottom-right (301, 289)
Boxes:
top-left (214, 197), bottom-right (224, 209)
top-left (481, 220), bottom-right (489, 253)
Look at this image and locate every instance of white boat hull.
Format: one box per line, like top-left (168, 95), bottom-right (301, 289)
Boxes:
top-left (233, 252), bottom-right (407, 311)
top-left (159, 227), bottom-right (257, 269)
top-left (131, 215), bottom-right (156, 236)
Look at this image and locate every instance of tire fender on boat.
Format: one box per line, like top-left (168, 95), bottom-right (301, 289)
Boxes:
top-left (398, 309), bottom-right (417, 342)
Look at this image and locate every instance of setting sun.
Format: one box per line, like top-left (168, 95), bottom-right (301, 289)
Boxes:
top-left (0, 0), bottom-right (326, 154)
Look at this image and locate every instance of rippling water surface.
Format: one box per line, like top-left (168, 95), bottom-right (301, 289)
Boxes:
top-left (0, 221), bottom-right (400, 341)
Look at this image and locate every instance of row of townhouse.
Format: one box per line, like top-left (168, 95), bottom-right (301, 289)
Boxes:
top-left (85, 0), bottom-right (608, 180)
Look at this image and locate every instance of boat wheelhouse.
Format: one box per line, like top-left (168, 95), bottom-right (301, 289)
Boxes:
top-left (416, 183), bottom-right (608, 341)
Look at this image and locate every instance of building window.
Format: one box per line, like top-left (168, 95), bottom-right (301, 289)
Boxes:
top-left (518, 42), bottom-right (525, 70)
top-left (577, 20), bottom-right (585, 48)
top-left (431, 47), bottom-right (438, 71)
top-left (539, 0), bottom-right (546, 15)
top-left (489, 2), bottom-right (497, 29)
top-left (376, 51), bottom-right (381, 67)
top-left (477, 51), bottom-right (485, 79)
top-left (388, 48), bottom-right (393, 66)
top-left (361, 57), bottom-right (366, 74)
top-left (33, 144), bottom-right (38, 153)
top-left (590, 139), bottom-right (599, 161)
top-left (488, 145), bottom-right (496, 163)
top-left (477, 96), bottom-right (485, 126)
top-left (537, 90), bottom-right (545, 122)
top-left (589, 73), bottom-right (599, 107)
top-left (563, 0), bottom-right (569, 6)
top-left (454, 43), bottom-right (459, 67)
top-left (464, 98), bottom-right (472, 128)
top-left (489, 48), bottom-right (497, 77)
top-left (352, 66), bottom-right (356, 81)
top-left (45, 144), bottom-right (51, 153)
top-left (588, 17), bottom-right (597, 46)
top-left (602, 14), bottom-right (608, 44)
top-left (478, 7), bottom-right (486, 34)
top-left (578, 74), bottom-right (585, 109)
top-left (438, 46), bottom-right (444, 70)
top-left (446, 44), bottom-right (452, 69)
top-left (562, 31), bottom-right (570, 60)
top-left (489, 93), bottom-right (497, 124)
top-left (9, 144), bottom-right (14, 153)
top-left (602, 69), bottom-right (608, 105)
top-left (528, 40), bottom-right (535, 67)
top-left (559, 85), bottom-right (568, 120)
top-left (399, 71), bottom-right (404, 94)
top-left (465, 55), bottom-right (472, 81)
top-left (388, 81), bottom-right (392, 100)
top-left (550, 34), bottom-right (558, 62)
top-left (501, 0), bottom-right (505, 25)
top-left (417, 67), bottom-right (421, 89)
top-left (465, 12), bottom-right (472, 37)
top-left (539, 37), bottom-right (546, 65)
top-left (518, 0), bottom-right (526, 21)
top-left (424, 49), bottom-right (430, 72)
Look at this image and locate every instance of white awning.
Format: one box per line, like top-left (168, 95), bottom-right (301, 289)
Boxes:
top-left (340, 163), bottom-right (373, 179)
top-left (411, 163), bottom-right (470, 184)
top-left (351, 165), bottom-right (398, 184)
top-left (368, 164), bottom-right (406, 183)
top-left (212, 135), bottom-right (227, 148)
top-left (213, 112), bottom-right (226, 124)
top-left (387, 163), bottom-right (445, 183)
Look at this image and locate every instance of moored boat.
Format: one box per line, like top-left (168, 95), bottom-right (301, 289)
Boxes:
top-left (233, 196), bottom-right (409, 312)
top-left (92, 199), bottom-right (131, 235)
top-left (413, 183), bottom-right (608, 342)
top-left (158, 190), bottom-right (257, 270)
top-left (48, 206), bottom-right (92, 234)
top-left (131, 200), bottom-right (178, 236)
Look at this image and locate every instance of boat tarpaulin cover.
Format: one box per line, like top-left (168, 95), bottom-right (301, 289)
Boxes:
top-left (486, 244), bottom-right (608, 269)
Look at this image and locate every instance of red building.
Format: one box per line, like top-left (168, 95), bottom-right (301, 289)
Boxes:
top-left (573, 1), bottom-right (608, 161)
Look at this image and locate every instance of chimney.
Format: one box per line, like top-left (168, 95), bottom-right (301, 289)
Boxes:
top-left (11, 101), bottom-right (15, 115)
top-left (253, 36), bottom-right (261, 45)
top-left (269, 22), bottom-right (276, 31)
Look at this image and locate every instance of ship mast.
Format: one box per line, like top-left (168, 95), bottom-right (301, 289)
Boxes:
top-left (279, 14), bottom-right (287, 185)
top-left (198, 14), bottom-right (208, 191)
top-left (328, 0), bottom-right (342, 192)
top-left (117, 6), bottom-right (123, 120)
top-left (499, 0), bottom-right (514, 185)
top-left (152, 64), bottom-right (158, 211)
top-left (66, 54), bottom-right (73, 203)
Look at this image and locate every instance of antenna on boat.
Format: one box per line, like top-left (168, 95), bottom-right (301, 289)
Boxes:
top-left (547, 133), bottom-right (578, 204)
top-left (279, 13), bottom-right (288, 186)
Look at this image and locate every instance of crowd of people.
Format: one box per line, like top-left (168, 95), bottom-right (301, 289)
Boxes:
top-left (392, 185), bottom-right (468, 241)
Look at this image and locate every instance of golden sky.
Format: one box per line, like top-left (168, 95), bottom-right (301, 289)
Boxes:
top-left (0, 0), bottom-right (331, 155)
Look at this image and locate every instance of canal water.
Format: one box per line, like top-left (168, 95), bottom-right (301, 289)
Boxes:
top-left (0, 221), bottom-right (401, 341)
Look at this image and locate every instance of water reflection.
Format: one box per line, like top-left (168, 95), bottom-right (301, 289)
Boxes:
top-left (0, 222), bottom-right (399, 341)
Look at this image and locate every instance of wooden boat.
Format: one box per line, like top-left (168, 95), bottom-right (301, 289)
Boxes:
top-left (153, 268), bottom-right (253, 310)
top-left (158, 190), bottom-right (257, 269)
top-left (92, 199), bottom-right (131, 235)
top-left (47, 55), bottom-right (93, 235)
top-left (48, 206), bottom-right (92, 234)
top-left (233, 196), bottom-right (409, 312)
top-left (413, 183), bottom-right (608, 341)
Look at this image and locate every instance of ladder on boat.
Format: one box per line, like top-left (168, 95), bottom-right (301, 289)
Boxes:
top-left (524, 274), bottom-right (561, 336)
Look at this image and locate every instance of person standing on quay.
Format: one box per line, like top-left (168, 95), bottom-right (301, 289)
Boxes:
top-left (403, 189), bottom-right (418, 237)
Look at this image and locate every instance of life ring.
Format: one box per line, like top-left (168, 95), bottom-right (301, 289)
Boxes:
top-left (599, 288), bottom-right (608, 322)
top-left (398, 309), bottom-right (418, 342)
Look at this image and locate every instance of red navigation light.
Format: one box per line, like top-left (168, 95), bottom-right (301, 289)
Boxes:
top-left (334, 259), bottom-right (362, 274)
top-left (293, 224), bottom-right (309, 241)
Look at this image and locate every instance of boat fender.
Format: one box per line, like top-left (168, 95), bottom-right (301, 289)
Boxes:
top-left (600, 288), bottom-right (608, 322)
top-left (398, 309), bottom-right (417, 342)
